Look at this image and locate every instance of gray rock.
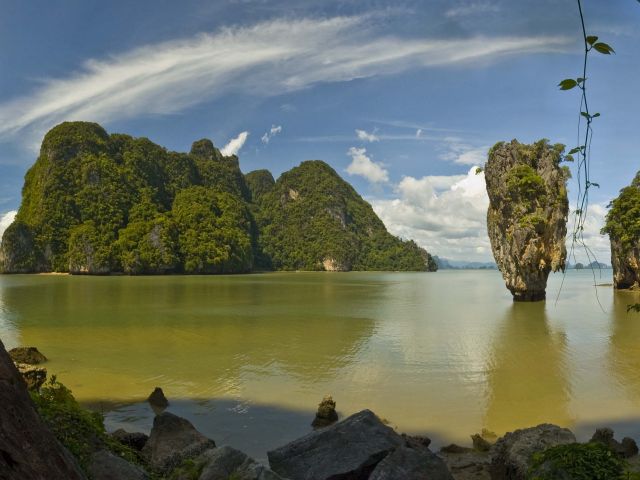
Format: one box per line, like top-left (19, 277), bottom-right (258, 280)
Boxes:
top-left (369, 445), bottom-right (454, 480)
top-left (88, 450), bottom-right (148, 480)
top-left (621, 437), bottom-right (639, 458)
top-left (471, 434), bottom-right (493, 452)
top-left (441, 450), bottom-right (492, 480)
top-left (485, 140), bottom-right (569, 301)
top-left (15, 363), bottom-right (47, 390)
top-left (311, 395), bottom-right (338, 429)
top-left (199, 446), bottom-right (284, 480)
top-left (590, 427), bottom-right (639, 458)
top-left (268, 409), bottom-right (403, 480)
top-left (141, 411), bottom-right (215, 472)
top-left (147, 387), bottom-right (169, 409)
top-left (441, 443), bottom-right (473, 454)
top-left (111, 429), bottom-right (149, 451)
top-left (402, 434), bottom-right (432, 449)
top-left (489, 424), bottom-right (575, 480)
top-left (8, 346), bottom-right (47, 364)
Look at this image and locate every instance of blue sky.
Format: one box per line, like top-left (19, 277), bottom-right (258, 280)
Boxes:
top-left (0, 0), bottom-right (639, 261)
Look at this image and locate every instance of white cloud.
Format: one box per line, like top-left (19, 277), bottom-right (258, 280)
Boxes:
top-left (261, 124), bottom-right (282, 144)
top-left (566, 203), bottom-right (611, 265)
top-left (221, 131), bottom-right (249, 156)
top-left (346, 147), bottom-right (389, 183)
top-left (441, 138), bottom-right (489, 165)
top-left (356, 129), bottom-right (379, 143)
top-left (0, 211), bottom-right (17, 239)
top-left (445, 2), bottom-right (500, 18)
top-left (0, 15), bottom-right (570, 147)
top-left (416, 128), bottom-right (423, 138)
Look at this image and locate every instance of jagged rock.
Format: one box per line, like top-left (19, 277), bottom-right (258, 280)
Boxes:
top-left (441, 450), bottom-right (492, 480)
top-left (402, 434), bottom-right (432, 449)
top-left (471, 434), bottom-right (493, 452)
top-left (441, 444), bottom-right (473, 454)
top-left (8, 346), bottom-right (47, 364)
top-left (0, 339), bottom-right (86, 479)
top-left (111, 429), bottom-right (149, 451)
top-left (369, 444), bottom-right (454, 480)
top-left (590, 427), bottom-right (639, 458)
top-left (311, 395), bottom-right (338, 428)
top-left (268, 409), bottom-right (403, 480)
top-left (198, 446), bottom-right (285, 480)
top-left (485, 140), bottom-right (569, 301)
top-left (489, 424), bottom-right (575, 479)
top-left (88, 450), bottom-right (148, 480)
top-left (141, 411), bottom-right (215, 472)
top-left (15, 363), bottom-right (47, 390)
top-left (147, 387), bottom-right (169, 409)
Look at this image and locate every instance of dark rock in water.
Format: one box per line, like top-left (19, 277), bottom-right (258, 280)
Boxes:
top-left (198, 446), bottom-right (285, 480)
top-left (621, 437), bottom-right (639, 458)
top-left (111, 429), bottom-right (149, 452)
top-left (441, 443), bottom-right (473, 454)
top-left (489, 423), bottom-right (575, 479)
top-left (369, 444), bottom-right (454, 480)
top-left (141, 411), bottom-right (215, 472)
top-left (485, 140), bottom-right (569, 301)
top-left (401, 433), bottom-right (432, 449)
top-left (147, 387), bottom-right (169, 409)
top-left (8, 346), bottom-right (47, 364)
top-left (268, 409), bottom-right (403, 480)
top-left (15, 363), bottom-right (47, 390)
top-left (0, 339), bottom-right (85, 479)
top-left (590, 427), bottom-right (639, 458)
top-left (471, 433), bottom-right (493, 452)
top-left (311, 394), bottom-right (338, 428)
top-left (88, 450), bottom-right (148, 480)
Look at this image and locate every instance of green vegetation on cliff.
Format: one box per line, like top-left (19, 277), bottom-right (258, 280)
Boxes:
top-left (602, 172), bottom-right (640, 249)
top-left (1, 122), bottom-right (435, 274)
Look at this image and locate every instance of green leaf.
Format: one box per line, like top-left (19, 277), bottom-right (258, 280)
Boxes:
top-left (593, 42), bottom-right (615, 54)
top-left (580, 111), bottom-right (590, 119)
top-left (591, 182), bottom-right (600, 188)
top-left (558, 79), bottom-right (578, 90)
top-left (586, 35), bottom-right (598, 45)
top-left (593, 112), bottom-right (600, 118)
top-left (568, 147), bottom-right (581, 155)
top-left (475, 167), bottom-right (483, 175)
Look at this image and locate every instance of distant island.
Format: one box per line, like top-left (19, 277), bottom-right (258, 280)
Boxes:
top-left (0, 122), bottom-right (437, 274)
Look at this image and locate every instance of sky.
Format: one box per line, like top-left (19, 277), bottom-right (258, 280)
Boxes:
top-left (0, 0), bottom-right (638, 262)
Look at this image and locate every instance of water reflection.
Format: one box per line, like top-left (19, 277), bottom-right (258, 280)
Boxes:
top-left (484, 301), bottom-right (573, 434)
top-left (609, 291), bottom-right (640, 404)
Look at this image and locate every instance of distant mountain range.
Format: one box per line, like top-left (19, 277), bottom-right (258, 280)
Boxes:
top-left (433, 256), bottom-right (498, 270)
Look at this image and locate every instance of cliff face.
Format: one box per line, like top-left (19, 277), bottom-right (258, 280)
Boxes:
top-left (602, 172), bottom-right (640, 289)
top-left (485, 140), bottom-right (569, 301)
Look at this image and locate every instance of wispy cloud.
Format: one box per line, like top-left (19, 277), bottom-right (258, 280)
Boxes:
top-left (261, 124), bottom-right (282, 144)
top-left (346, 147), bottom-right (389, 183)
top-left (440, 137), bottom-right (489, 165)
top-left (445, 2), bottom-right (500, 18)
top-left (356, 129), bottom-right (379, 142)
top-left (0, 210), bottom-right (17, 239)
top-left (0, 15), bottom-right (570, 147)
top-left (221, 131), bottom-right (249, 156)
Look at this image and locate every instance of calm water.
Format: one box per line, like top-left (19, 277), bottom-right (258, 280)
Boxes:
top-left (1, 270), bottom-right (640, 461)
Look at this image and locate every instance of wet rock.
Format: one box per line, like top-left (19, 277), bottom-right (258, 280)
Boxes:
top-left (88, 450), bottom-right (148, 480)
top-left (0, 339), bottom-right (85, 479)
top-left (15, 363), bottom-right (47, 390)
top-left (147, 387), bottom-right (169, 409)
top-left (199, 446), bottom-right (285, 480)
top-left (471, 434), bottom-right (492, 452)
top-left (268, 409), bottom-right (403, 480)
top-left (311, 395), bottom-right (338, 428)
top-left (369, 444), bottom-right (454, 480)
top-left (8, 346), bottom-right (47, 364)
top-left (485, 140), bottom-right (569, 301)
top-left (141, 411), bottom-right (215, 472)
top-left (111, 429), bottom-right (149, 451)
top-left (489, 424), bottom-right (575, 479)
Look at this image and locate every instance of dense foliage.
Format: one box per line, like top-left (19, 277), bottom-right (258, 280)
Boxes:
top-left (1, 122), bottom-right (436, 273)
top-left (602, 171), bottom-right (640, 249)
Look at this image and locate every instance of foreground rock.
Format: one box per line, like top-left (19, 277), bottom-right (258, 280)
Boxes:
top-left (0, 339), bottom-right (85, 479)
top-left (485, 140), bottom-right (569, 301)
top-left (268, 409), bottom-right (404, 479)
top-left (369, 444), bottom-right (454, 480)
top-left (311, 395), bottom-right (338, 428)
top-left (8, 346), bottom-right (47, 364)
top-left (602, 171), bottom-right (640, 289)
top-left (142, 411), bottom-right (215, 472)
top-left (111, 429), bottom-right (149, 452)
top-left (88, 450), bottom-right (148, 480)
top-left (441, 450), bottom-right (491, 480)
top-left (489, 423), bottom-right (575, 479)
top-left (198, 446), bottom-right (285, 480)
top-left (15, 362), bottom-right (47, 390)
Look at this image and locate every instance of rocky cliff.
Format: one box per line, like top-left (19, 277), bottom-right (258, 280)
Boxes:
top-left (602, 171), bottom-right (640, 289)
top-left (485, 140), bottom-right (570, 301)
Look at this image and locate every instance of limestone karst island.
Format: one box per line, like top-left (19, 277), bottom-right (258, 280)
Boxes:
top-left (1, 2), bottom-right (640, 480)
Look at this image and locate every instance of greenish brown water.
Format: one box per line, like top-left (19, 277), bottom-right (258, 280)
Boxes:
top-left (1, 270), bottom-right (639, 461)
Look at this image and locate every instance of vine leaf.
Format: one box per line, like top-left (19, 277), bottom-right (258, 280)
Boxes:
top-left (586, 35), bottom-right (598, 45)
top-left (559, 79), bottom-right (578, 90)
top-left (593, 42), bottom-right (615, 54)
top-left (568, 147), bottom-right (582, 155)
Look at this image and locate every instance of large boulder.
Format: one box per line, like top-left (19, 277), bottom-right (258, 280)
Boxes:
top-left (141, 411), bottom-right (215, 472)
top-left (110, 429), bottom-right (149, 452)
top-left (485, 140), bottom-right (569, 301)
top-left (8, 346), bottom-right (47, 364)
top-left (87, 450), bottom-right (148, 480)
top-left (369, 444), bottom-right (454, 480)
top-left (268, 409), bottom-right (403, 480)
top-left (489, 424), bottom-right (576, 479)
top-left (0, 339), bottom-right (86, 479)
top-left (199, 446), bottom-right (284, 480)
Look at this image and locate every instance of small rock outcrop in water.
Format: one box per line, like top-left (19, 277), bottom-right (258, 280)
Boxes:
top-left (0, 339), bottom-right (85, 479)
top-left (311, 395), bottom-right (339, 428)
top-left (602, 171), bottom-right (640, 289)
top-left (147, 387), bottom-right (169, 409)
top-left (485, 140), bottom-right (570, 301)
top-left (8, 346), bottom-right (47, 364)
